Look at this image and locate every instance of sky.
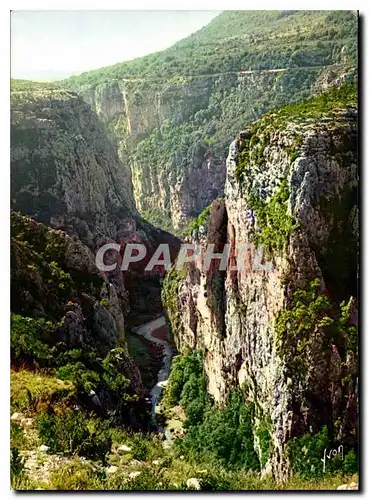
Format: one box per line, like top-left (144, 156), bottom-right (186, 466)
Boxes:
top-left (11, 10), bottom-right (220, 81)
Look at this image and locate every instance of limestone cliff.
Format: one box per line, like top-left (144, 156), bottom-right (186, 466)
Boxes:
top-left (11, 88), bottom-right (135, 248)
top-left (163, 83), bottom-right (358, 480)
top-left (10, 88), bottom-right (181, 433)
top-left (11, 211), bottom-right (127, 348)
top-left (11, 88), bottom-right (180, 328)
top-left (11, 211), bottom-right (149, 427)
top-left (79, 76), bottom-right (226, 231)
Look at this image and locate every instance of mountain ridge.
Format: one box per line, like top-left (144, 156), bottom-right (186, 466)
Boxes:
top-left (59, 10), bottom-right (357, 86)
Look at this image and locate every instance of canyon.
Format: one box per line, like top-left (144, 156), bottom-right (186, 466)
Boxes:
top-left (62, 10), bottom-right (357, 234)
top-left (10, 10), bottom-right (358, 490)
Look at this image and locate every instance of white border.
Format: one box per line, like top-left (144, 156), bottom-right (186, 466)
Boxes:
top-left (3, 1), bottom-right (369, 9)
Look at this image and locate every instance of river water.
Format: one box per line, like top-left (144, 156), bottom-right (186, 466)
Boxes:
top-left (132, 316), bottom-right (174, 443)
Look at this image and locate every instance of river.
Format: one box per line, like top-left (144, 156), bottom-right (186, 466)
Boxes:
top-left (132, 316), bottom-right (174, 443)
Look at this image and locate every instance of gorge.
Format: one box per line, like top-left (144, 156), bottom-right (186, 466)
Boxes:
top-left (10, 10), bottom-right (358, 491)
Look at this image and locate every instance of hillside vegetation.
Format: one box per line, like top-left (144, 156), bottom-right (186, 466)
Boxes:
top-left (62, 11), bottom-right (357, 86)
top-left (55, 11), bottom-right (357, 233)
top-left (10, 82), bottom-right (358, 490)
top-left (10, 212), bottom-right (151, 485)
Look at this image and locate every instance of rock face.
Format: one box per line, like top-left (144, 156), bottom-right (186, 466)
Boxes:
top-left (79, 76), bottom-right (229, 231)
top-left (163, 84), bottom-right (358, 481)
top-left (11, 88), bottom-right (181, 328)
top-left (11, 89), bottom-right (135, 248)
top-left (10, 89), bottom-right (133, 339)
top-left (11, 212), bottom-right (126, 353)
top-left (10, 211), bottom-right (147, 408)
top-left (63, 7), bottom-right (357, 234)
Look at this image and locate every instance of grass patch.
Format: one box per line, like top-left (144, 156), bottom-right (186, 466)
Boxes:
top-left (11, 369), bottom-right (76, 414)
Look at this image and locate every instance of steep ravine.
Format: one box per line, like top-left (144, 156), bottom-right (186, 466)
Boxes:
top-left (10, 12), bottom-right (359, 490)
top-left (11, 87), bottom-right (181, 335)
top-left (76, 66), bottom-right (356, 234)
top-left (10, 86), bottom-right (181, 435)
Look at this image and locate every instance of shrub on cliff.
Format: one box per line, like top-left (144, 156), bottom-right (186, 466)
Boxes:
top-left (161, 268), bottom-right (186, 341)
top-left (187, 205), bottom-right (211, 235)
top-left (178, 389), bottom-right (260, 471)
top-left (11, 314), bottom-right (56, 368)
top-left (57, 362), bottom-right (100, 394)
top-left (163, 349), bottom-right (206, 412)
top-left (287, 426), bottom-right (357, 479)
top-left (343, 450), bottom-right (358, 474)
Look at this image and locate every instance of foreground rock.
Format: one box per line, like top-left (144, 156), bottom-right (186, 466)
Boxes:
top-left (186, 478), bottom-right (202, 490)
top-left (117, 445), bottom-right (132, 455)
top-left (337, 482), bottom-right (358, 490)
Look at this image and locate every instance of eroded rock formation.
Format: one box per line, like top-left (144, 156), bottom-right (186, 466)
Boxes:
top-left (77, 67), bottom-right (356, 234)
top-left (163, 84), bottom-right (358, 481)
top-left (11, 88), bottom-right (180, 329)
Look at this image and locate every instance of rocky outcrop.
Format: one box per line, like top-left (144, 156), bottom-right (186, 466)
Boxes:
top-left (79, 75), bottom-right (227, 231)
top-left (11, 211), bottom-right (127, 354)
top-left (61, 11), bottom-right (356, 235)
top-left (163, 84), bottom-right (358, 481)
top-left (11, 89), bottom-right (135, 248)
top-left (10, 88), bottom-right (181, 329)
top-left (11, 211), bottom-right (151, 431)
